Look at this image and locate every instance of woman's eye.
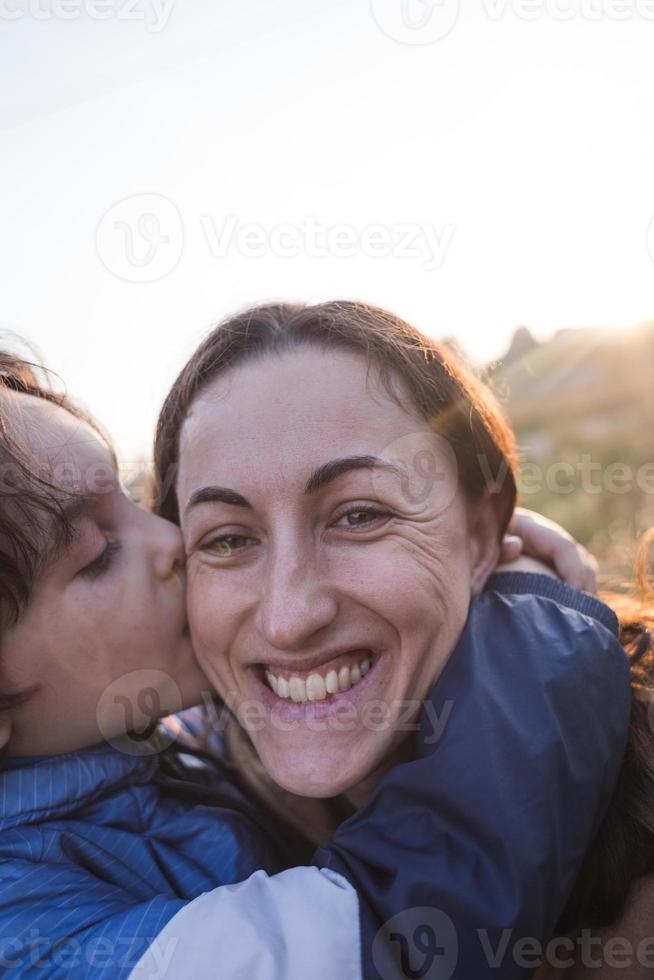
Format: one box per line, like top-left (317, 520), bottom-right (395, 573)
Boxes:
top-left (334, 507), bottom-right (390, 529)
top-left (199, 535), bottom-right (252, 558)
top-left (79, 539), bottom-right (121, 579)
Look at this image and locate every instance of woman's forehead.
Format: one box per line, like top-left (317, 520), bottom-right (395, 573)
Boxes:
top-left (182, 348), bottom-right (417, 448)
top-left (176, 348), bottom-right (449, 505)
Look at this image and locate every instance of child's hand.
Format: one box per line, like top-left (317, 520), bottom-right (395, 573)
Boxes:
top-left (498, 508), bottom-right (598, 593)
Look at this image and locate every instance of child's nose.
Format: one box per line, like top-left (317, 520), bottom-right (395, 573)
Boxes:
top-left (148, 511), bottom-right (186, 581)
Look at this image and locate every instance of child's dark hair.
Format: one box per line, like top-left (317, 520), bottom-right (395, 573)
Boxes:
top-left (0, 349), bottom-right (102, 687)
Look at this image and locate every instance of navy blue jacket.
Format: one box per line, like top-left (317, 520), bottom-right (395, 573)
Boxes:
top-left (317, 572), bottom-right (630, 978)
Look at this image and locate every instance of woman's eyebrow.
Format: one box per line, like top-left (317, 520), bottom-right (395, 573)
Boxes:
top-left (303, 455), bottom-right (403, 494)
top-left (185, 486), bottom-right (250, 512)
top-left (184, 456), bottom-right (404, 516)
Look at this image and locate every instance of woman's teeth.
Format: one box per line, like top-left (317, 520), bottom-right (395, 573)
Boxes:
top-left (265, 655), bottom-right (371, 703)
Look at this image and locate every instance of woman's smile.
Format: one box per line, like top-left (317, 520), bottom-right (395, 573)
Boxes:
top-left (264, 648), bottom-right (373, 702)
top-left (248, 648), bottom-right (383, 722)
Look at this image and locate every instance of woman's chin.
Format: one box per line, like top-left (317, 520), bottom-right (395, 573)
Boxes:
top-left (272, 770), bottom-right (359, 799)
top-left (259, 744), bottom-right (381, 800)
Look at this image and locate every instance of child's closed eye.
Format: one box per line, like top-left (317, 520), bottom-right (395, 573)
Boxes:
top-left (78, 539), bottom-right (121, 579)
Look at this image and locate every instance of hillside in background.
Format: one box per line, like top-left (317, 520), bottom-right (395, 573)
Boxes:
top-left (487, 322), bottom-right (654, 581)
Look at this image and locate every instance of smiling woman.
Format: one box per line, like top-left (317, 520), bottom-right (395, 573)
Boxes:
top-left (151, 300), bottom-right (654, 966)
top-left (156, 302), bottom-right (520, 800)
top-left (147, 302), bottom-right (649, 978)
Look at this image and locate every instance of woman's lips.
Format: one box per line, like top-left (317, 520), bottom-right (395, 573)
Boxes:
top-left (264, 649), bottom-right (373, 703)
top-left (249, 649), bottom-right (382, 719)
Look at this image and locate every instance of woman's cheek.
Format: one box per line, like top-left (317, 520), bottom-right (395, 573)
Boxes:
top-left (186, 570), bottom-right (233, 692)
top-left (327, 542), bottom-right (407, 605)
top-left (187, 575), bottom-right (215, 658)
top-left (186, 563), bottom-right (217, 633)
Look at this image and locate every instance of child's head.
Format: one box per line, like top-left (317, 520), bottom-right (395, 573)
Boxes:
top-left (0, 351), bottom-right (207, 757)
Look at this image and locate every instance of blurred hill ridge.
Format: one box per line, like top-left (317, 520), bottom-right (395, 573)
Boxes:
top-left (488, 321), bottom-right (654, 577)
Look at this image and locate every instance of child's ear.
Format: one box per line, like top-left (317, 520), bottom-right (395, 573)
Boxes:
top-left (467, 491), bottom-right (504, 597)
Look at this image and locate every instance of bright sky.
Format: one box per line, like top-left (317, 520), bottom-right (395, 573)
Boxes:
top-left (1, 0), bottom-right (653, 464)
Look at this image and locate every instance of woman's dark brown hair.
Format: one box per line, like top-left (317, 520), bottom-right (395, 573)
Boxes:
top-left (153, 299), bottom-right (654, 931)
top-left (154, 300), bottom-right (519, 530)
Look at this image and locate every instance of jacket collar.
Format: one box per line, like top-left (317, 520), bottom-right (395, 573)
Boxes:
top-left (0, 741), bottom-right (157, 830)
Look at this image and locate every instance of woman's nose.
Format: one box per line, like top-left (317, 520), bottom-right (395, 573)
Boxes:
top-left (257, 551), bottom-right (338, 652)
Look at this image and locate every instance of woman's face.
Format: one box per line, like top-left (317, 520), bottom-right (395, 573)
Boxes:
top-left (1, 392), bottom-right (208, 757)
top-left (178, 348), bottom-right (500, 798)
